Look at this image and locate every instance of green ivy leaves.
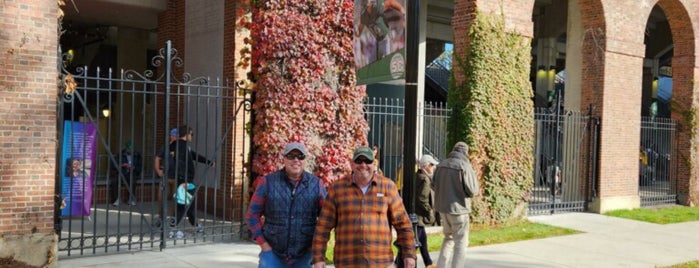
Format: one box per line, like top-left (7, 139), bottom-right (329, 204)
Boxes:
top-left (449, 12), bottom-right (535, 224)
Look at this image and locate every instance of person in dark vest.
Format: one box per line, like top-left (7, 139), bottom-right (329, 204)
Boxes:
top-left (246, 142), bottom-right (327, 267)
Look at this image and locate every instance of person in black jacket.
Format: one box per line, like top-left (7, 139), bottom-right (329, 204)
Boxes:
top-left (168, 125), bottom-right (214, 238)
top-left (396, 154), bottom-right (438, 268)
top-left (111, 141), bottom-right (142, 206)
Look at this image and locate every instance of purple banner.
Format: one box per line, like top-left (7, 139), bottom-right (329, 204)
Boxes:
top-left (61, 121), bottom-right (97, 217)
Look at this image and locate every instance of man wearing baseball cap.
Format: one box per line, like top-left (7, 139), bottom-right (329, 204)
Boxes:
top-left (312, 146), bottom-right (416, 268)
top-left (397, 154), bottom-right (439, 268)
top-left (246, 142), bottom-right (327, 267)
top-left (433, 142), bottom-right (480, 268)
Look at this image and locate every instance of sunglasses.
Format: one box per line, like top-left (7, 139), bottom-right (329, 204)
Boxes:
top-left (285, 154), bottom-right (306, 161)
top-left (353, 158), bottom-right (373, 165)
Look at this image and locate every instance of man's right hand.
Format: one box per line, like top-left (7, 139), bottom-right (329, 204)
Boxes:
top-left (313, 262), bottom-right (326, 268)
top-left (260, 242), bottom-right (272, 251)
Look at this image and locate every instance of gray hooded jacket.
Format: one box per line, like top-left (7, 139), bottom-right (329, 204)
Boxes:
top-left (433, 143), bottom-right (480, 215)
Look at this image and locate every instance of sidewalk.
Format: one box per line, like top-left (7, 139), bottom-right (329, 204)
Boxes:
top-left (58, 212), bottom-right (699, 268)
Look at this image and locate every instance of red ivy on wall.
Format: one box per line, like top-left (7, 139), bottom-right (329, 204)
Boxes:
top-left (239, 0), bottom-right (369, 184)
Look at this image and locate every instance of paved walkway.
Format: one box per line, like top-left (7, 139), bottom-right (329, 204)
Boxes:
top-left (58, 212), bottom-right (699, 268)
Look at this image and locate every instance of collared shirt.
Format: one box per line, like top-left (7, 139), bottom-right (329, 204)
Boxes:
top-left (246, 171), bottom-right (326, 246)
top-left (312, 174), bottom-right (416, 267)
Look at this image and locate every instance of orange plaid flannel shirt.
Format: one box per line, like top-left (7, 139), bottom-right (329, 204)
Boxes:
top-left (312, 174), bottom-right (416, 267)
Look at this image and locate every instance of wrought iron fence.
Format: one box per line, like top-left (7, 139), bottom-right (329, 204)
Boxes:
top-left (56, 41), bottom-right (251, 257)
top-left (639, 116), bottom-right (678, 207)
top-left (364, 98), bottom-right (450, 181)
top-left (529, 107), bottom-right (599, 215)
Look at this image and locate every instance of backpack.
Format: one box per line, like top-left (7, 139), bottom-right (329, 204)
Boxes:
top-left (174, 183), bottom-right (195, 205)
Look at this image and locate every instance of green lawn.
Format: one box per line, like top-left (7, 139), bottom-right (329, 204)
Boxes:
top-left (323, 221), bottom-right (579, 264)
top-left (603, 205), bottom-right (699, 224)
top-left (662, 261), bottom-right (699, 268)
top-left (605, 205), bottom-right (699, 268)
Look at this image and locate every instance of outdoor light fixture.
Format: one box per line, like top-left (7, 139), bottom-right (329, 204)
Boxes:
top-left (102, 108), bottom-right (110, 118)
top-left (536, 65), bottom-right (547, 80)
top-left (652, 76), bottom-right (659, 99)
top-left (548, 65), bottom-right (556, 87)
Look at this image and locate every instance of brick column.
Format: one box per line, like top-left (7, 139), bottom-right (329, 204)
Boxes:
top-left (0, 0), bottom-right (60, 266)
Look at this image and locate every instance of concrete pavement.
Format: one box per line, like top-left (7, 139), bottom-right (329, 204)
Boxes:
top-left (58, 212), bottom-right (699, 268)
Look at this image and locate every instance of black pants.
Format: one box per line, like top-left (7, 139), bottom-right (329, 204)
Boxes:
top-left (110, 173), bottom-right (135, 203)
top-left (174, 188), bottom-right (197, 227)
top-left (395, 226), bottom-right (433, 267)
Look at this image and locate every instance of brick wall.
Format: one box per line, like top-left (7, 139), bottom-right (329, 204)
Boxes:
top-left (0, 0), bottom-right (59, 266)
top-left (0, 0), bottom-right (58, 236)
top-left (223, 1), bottom-right (253, 221)
top-left (157, 0), bottom-right (187, 131)
top-left (657, 0), bottom-right (699, 205)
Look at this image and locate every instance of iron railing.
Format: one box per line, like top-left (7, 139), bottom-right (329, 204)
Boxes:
top-left (529, 107), bottom-right (599, 215)
top-left (56, 41), bottom-right (251, 257)
top-left (639, 116), bottom-right (678, 207)
top-left (364, 98), bottom-right (451, 181)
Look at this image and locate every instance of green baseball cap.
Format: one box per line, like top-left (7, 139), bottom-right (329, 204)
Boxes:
top-left (352, 146), bottom-right (374, 161)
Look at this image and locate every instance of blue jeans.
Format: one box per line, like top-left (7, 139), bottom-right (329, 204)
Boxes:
top-left (259, 250), bottom-right (312, 268)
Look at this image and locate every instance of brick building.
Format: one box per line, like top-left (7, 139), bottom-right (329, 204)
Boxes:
top-left (0, 0), bottom-right (698, 266)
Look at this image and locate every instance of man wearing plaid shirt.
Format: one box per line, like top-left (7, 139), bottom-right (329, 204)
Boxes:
top-left (312, 146), bottom-right (416, 268)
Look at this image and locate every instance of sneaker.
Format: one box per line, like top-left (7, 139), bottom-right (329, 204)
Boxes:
top-left (168, 231), bottom-right (175, 238)
top-left (195, 224), bottom-right (203, 233)
top-left (175, 230), bottom-right (184, 239)
top-left (128, 200), bottom-right (136, 206)
top-left (112, 199), bottom-right (120, 207)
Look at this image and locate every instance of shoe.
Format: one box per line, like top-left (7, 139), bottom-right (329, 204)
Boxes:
top-left (168, 231), bottom-right (174, 238)
top-left (195, 224), bottom-right (203, 233)
top-left (175, 230), bottom-right (184, 239)
top-left (128, 200), bottom-right (136, 206)
top-left (112, 200), bottom-right (120, 206)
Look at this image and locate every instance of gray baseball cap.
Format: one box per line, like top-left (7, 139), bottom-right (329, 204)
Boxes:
top-left (283, 142), bottom-right (308, 155)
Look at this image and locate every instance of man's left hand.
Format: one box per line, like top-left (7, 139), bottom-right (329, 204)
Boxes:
top-left (403, 258), bottom-right (415, 268)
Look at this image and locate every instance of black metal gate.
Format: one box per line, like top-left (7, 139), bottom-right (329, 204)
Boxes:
top-left (529, 107), bottom-right (599, 215)
top-left (363, 98), bottom-right (450, 182)
top-left (639, 116), bottom-right (678, 207)
top-left (56, 41), bottom-right (251, 257)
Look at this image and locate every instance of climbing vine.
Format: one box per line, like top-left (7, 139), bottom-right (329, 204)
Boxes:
top-left (238, 0), bottom-right (368, 184)
top-left (449, 12), bottom-right (534, 224)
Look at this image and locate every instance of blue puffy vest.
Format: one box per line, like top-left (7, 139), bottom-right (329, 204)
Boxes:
top-left (262, 170), bottom-right (323, 260)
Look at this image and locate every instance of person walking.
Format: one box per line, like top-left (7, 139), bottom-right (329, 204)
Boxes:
top-left (246, 142), bottom-right (326, 267)
top-left (433, 142), bottom-right (480, 268)
top-left (155, 128), bottom-right (179, 220)
top-left (312, 146), bottom-right (416, 268)
top-left (396, 154), bottom-right (439, 268)
top-left (168, 125), bottom-right (214, 239)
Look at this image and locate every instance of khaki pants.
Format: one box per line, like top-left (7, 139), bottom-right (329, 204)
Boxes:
top-left (437, 213), bottom-right (470, 268)
top-left (157, 179), bottom-right (177, 217)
